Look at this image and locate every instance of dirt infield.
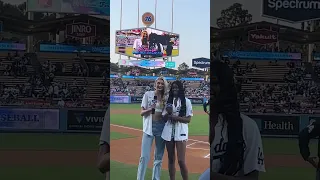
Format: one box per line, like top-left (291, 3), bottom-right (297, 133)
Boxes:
top-left (0, 109), bottom-right (311, 173)
top-left (110, 108), bottom-right (312, 174)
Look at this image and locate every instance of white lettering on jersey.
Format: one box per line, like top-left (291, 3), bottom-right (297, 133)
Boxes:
top-left (211, 114), bottom-right (266, 176)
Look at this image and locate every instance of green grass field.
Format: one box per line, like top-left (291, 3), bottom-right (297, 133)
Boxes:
top-left (0, 104), bottom-right (317, 180)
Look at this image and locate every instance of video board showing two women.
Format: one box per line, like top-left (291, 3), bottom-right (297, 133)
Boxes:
top-left (115, 27), bottom-right (179, 59)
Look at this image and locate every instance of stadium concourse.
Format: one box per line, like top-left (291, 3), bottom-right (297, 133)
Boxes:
top-left (211, 21), bottom-right (320, 114)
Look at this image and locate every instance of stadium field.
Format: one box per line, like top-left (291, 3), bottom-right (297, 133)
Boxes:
top-left (110, 104), bottom-right (317, 180)
top-left (0, 104), bottom-right (316, 180)
top-left (115, 46), bottom-right (179, 57)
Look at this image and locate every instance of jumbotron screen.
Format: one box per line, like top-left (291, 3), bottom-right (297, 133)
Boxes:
top-left (115, 27), bottom-right (179, 59)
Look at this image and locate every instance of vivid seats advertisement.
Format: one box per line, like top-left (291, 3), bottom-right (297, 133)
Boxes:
top-left (115, 27), bottom-right (179, 59)
top-left (27, 0), bottom-right (110, 16)
top-left (39, 43), bottom-right (109, 54)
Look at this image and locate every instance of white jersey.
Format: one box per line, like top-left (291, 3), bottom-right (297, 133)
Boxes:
top-left (211, 114), bottom-right (266, 176)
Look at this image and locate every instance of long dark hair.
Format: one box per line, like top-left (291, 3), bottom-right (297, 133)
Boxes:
top-left (167, 80), bottom-right (186, 117)
top-left (210, 60), bottom-right (245, 176)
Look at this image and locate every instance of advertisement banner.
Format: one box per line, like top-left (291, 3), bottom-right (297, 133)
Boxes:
top-left (188, 98), bottom-right (204, 104)
top-left (115, 27), bottom-right (179, 59)
top-left (131, 96), bottom-right (143, 103)
top-left (248, 29), bottom-right (278, 45)
top-left (27, 0), bottom-right (110, 16)
top-left (110, 96), bottom-right (130, 103)
top-left (223, 51), bottom-right (301, 60)
top-left (192, 58), bottom-right (210, 68)
top-left (60, 0), bottom-right (109, 16)
top-left (119, 59), bottom-right (165, 67)
top-left (0, 108), bottom-right (59, 130)
top-left (180, 77), bottom-right (205, 81)
top-left (40, 44), bottom-right (109, 54)
top-left (313, 53), bottom-right (320, 61)
top-left (262, 0), bottom-right (320, 22)
top-left (66, 23), bottom-right (96, 38)
top-left (67, 110), bottom-right (105, 131)
top-left (121, 76), bottom-right (176, 80)
top-left (27, 0), bottom-right (61, 13)
top-left (248, 114), bottom-right (300, 135)
top-left (0, 43), bottom-right (26, 51)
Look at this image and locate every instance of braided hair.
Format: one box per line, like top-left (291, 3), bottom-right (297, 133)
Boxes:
top-left (210, 60), bottom-right (245, 176)
top-left (167, 80), bottom-right (186, 117)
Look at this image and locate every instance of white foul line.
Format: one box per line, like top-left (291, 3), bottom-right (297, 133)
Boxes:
top-left (186, 142), bottom-right (197, 147)
top-left (111, 124), bottom-right (209, 144)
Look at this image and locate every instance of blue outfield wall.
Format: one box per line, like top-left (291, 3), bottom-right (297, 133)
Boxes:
top-left (0, 104), bottom-right (318, 137)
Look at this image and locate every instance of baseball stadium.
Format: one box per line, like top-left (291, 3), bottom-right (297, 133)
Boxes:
top-left (210, 19), bottom-right (320, 179)
top-left (0, 1), bottom-right (110, 180)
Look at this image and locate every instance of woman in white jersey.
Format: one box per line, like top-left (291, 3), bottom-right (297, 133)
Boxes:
top-left (97, 108), bottom-right (110, 180)
top-left (199, 60), bottom-right (265, 180)
top-left (162, 80), bottom-right (193, 180)
top-left (137, 76), bottom-right (169, 180)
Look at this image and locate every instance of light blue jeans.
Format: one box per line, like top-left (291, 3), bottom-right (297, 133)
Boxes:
top-left (198, 168), bottom-right (210, 180)
top-left (137, 121), bottom-right (165, 180)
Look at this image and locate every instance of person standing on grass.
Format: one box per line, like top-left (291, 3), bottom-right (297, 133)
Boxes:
top-left (98, 108), bottom-right (110, 180)
top-left (137, 76), bottom-right (169, 180)
top-left (161, 80), bottom-right (193, 180)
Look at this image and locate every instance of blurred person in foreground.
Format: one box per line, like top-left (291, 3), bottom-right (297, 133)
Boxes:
top-left (98, 108), bottom-right (110, 180)
top-left (299, 119), bottom-right (320, 178)
top-left (199, 60), bottom-right (265, 180)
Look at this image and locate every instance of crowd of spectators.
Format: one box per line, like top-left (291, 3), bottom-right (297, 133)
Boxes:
top-left (2, 52), bottom-right (31, 77)
top-left (110, 78), bottom-right (210, 98)
top-left (226, 59), bottom-right (320, 114)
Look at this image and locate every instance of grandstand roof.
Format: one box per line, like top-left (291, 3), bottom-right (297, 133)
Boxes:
top-left (211, 21), bottom-right (320, 43)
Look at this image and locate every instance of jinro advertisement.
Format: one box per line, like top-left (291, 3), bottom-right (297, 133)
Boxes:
top-left (115, 27), bottom-right (179, 59)
top-left (0, 108), bottom-right (59, 130)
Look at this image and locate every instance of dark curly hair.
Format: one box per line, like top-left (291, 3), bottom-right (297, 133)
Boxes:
top-left (210, 60), bottom-right (245, 176)
top-left (167, 80), bottom-right (186, 117)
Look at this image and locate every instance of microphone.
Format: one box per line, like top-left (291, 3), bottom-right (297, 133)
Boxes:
top-left (152, 95), bottom-right (157, 114)
top-left (166, 103), bottom-right (173, 123)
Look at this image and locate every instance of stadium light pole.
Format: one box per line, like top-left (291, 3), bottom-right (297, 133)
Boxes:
top-left (138, 0), bottom-right (140, 28)
top-left (171, 0), bottom-right (174, 62)
top-left (155, 0), bottom-right (157, 29)
top-left (119, 0), bottom-right (123, 68)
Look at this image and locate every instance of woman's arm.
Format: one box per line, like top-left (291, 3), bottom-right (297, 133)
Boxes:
top-left (140, 107), bottom-right (153, 116)
top-left (172, 98), bottom-right (192, 123)
top-left (172, 115), bottom-right (191, 123)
